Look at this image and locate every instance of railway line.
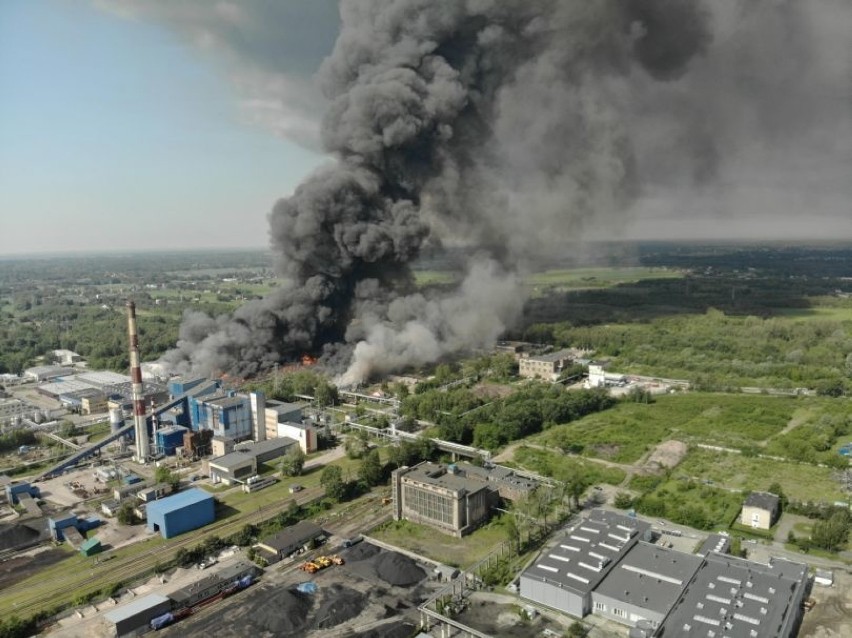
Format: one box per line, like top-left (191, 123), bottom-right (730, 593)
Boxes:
top-left (2, 486), bottom-right (326, 619)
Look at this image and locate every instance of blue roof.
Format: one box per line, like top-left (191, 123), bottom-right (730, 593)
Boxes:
top-left (145, 488), bottom-right (213, 516)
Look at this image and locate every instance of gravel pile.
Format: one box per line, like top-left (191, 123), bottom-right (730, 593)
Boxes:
top-left (353, 621), bottom-right (419, 638)
top-left (0, 523), bottom-right (40, 551)
top-left (313, 584), bottom-right (365, 629)
top-left (373, 551), bottom-right (426, 587)
top-left (249, 586), bottom-right (313, 635)
top-left (345, 542), bottom-right (380, 561)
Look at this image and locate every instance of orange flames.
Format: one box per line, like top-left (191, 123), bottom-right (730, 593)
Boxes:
top-left (300, 354), bottom-right (318, 366)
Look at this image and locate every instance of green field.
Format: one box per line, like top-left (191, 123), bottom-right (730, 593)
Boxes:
top-left (511, 445), bottom-right (627, 485)
top-left (370, 516), bottom-right (510, 569)
top-left (629, 476), bottom-right (744, 530)
top-left (675, 448), bottom-right (847, 503)
top-left (540, 393), bottom-right (847, 464)
top-left (525, 266), bottom-right (682, 289)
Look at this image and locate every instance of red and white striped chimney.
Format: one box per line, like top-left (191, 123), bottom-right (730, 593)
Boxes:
top-left (126, 300), bottom-right (150, 462)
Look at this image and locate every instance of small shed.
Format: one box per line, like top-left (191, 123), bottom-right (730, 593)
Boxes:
top-left (80, 537), bottom-right (102, 557)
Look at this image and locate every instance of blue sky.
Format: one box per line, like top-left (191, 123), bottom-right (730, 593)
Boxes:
top-left (0, 0), bottom-right (326, 255)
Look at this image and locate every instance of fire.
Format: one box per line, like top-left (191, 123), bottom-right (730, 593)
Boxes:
top-left (301, 354), bottom-right (317, 366)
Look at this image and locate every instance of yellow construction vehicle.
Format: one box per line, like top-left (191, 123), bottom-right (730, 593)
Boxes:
top-left (314, 556), bottom-right (333, 568)
top-left (330, 555), bottom-right (345, 565)
top-left (299, 561), bottom-right (320, 574)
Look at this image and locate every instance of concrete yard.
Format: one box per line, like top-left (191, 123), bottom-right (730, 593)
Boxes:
top-left (799, 570), bottom-right (852, 638)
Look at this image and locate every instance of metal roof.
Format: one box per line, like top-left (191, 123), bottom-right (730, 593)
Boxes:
top-left (522, 511), bottom-right (646, 595)
top-left (145, 488), bottom-right (213, 516)
top-left (696, 533), bottom-right (731, 557)
top-left (169, 560), bottom-right (255, 604)
top-left (593, 541), bottom-right (703, 615)
top-left (259, 520), bottom-right (324, 553)
top-left (104, 593), bottom-right (171, 624)
top-left (659, 553), bottom-right (808, 638)
top-left (209, 449), bottom-right (257, 471)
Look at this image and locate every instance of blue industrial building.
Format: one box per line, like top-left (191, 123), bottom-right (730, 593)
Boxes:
top-left (146, 488), bottom-right (215, 539)
top-left (5, 481), bottom-right (40, 505)
top-left (156, 425), bottom-right (189, 456)
top-left (189, 393), bottom-right (253, 440)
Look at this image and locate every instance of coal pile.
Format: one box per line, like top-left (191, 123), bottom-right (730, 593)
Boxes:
top-left (248, 586), bottom-right (313, 635)
top-left (345, 542), bottom-right (380, 562)
top-left (353, 620), bottom-right (418, 638)
top-left (313, 584), bottom-right (365, 629)
top-left (0, 523), bottom-right (41, 551)
top-left (373, 552), bottom-right (426, 587)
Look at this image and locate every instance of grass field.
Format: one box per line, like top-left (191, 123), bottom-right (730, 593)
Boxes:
top-left (511, 445), bottom-right (626, 485)
top-left (675, 448), bottom-right (847, 503)
top-left (540, 393), bottom-right (838, 464)
top-left (525, 266), bottom-right (682, 289)
top-left (370, 516), bottom-right (510, 569)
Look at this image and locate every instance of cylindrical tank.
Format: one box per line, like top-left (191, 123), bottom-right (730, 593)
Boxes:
top-left (109, 407), bottom-right (125, 432)
top-left (32, 410), bottom-right (43, 424)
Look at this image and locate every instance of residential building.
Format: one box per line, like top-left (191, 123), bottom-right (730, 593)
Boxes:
top-left (740, 492), bottom-right (780, 530)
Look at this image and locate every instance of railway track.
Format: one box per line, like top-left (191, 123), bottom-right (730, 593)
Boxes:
top-left (2, 486), bottom-right (326, 619)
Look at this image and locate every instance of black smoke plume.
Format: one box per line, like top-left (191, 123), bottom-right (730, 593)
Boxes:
top-left (156, 0), bottom-right (850, 382)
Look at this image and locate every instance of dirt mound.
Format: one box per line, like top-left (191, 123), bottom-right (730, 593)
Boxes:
top-left (373, 551), bottom-right (426, 587)
top-left (0, 523), bottom-right (40, 551)
top-left (346, 542), bottom-right (380, 561)
top-left (353, 620), bottom-right (418, 638)
top-left (313, 584), bottom-right (365, 629)
top-left (249, 586), bottom-right (313, 635)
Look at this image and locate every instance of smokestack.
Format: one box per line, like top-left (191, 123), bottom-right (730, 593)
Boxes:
top-left (126, 301), bottom-right (150, 462)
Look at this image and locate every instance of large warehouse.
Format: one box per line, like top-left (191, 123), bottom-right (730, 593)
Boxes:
top-left (145, 488), bottom-right (215, 539)
top-left (520, 510), bottom-right (651, 617)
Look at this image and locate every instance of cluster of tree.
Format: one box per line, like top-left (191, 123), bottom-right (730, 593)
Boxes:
top-left (788, 508), bottom-right (852, 553)
top-left (0, 429), bottom-right (36, 454)
top-left (401, 383), bottom-right (614, 451)
top-left (279, 446), bottom-right (306, 477)
top-left (244, 370), bottom-right (338, 407)
top-left (520, 304), bottom-right (852, 393)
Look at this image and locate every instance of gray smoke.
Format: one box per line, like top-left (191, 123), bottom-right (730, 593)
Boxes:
top-left (143, 0), bottom-right (851, 382)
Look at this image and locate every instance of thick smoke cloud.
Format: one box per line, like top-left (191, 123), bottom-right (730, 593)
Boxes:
top-left (143, 0), bottom-right (851, 382)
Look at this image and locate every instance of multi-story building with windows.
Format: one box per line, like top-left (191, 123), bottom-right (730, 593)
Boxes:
top-left (391, 462), bottom-right (499, 537)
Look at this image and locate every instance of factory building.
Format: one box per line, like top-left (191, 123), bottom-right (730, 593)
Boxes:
top-left (145, 488), bottom-right (215, 539)
top-left (155, 425), bottom-right (188, 456)
top-left (208, 438), bottom-right (297, 485)
top-left (518, 349), bottom-right (576, 381)
top-left (391, 462), bottom-right (500, 537)
top-left (656, 553), bottom-right (808, 638)
top-left (256, 520), bottom-right (325, 563)
top-left (4, 480), bottom-right (40, 505)
top-left (276, 421), bottom-right (317, 453)
top-left (52, 349), bottom-right (83, 366)
top-left (520, 510), bottom-right (650, 618)
top-left (591, 542), bottom-right (702, 630)
top-left (24, 365), bottom-right (76, 382)
top-left (208, 450), bottom-right (257, 485)
top-left (0, 398), bottom-right (28, 425)
top-left (265, 401), bottom-right (303, 440)
top-left (167, 560), bottom-right (256, 609)
top-left (104, 593), bottom-right (172, 638)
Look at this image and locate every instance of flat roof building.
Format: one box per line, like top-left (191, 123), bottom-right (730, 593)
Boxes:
top-left (591, 542), bottom-right (703, 630)
top-left (520, 510), bottom-right (650, 618)
top-left (657, 553), bottom-right (808, 638)
top-left (145, 488), bottom-right (215, 539)
top-left (104, 593), bottom-right (172, 638)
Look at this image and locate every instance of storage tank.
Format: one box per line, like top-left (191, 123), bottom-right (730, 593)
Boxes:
top-left (110, 407), bottom-right (127, 453)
